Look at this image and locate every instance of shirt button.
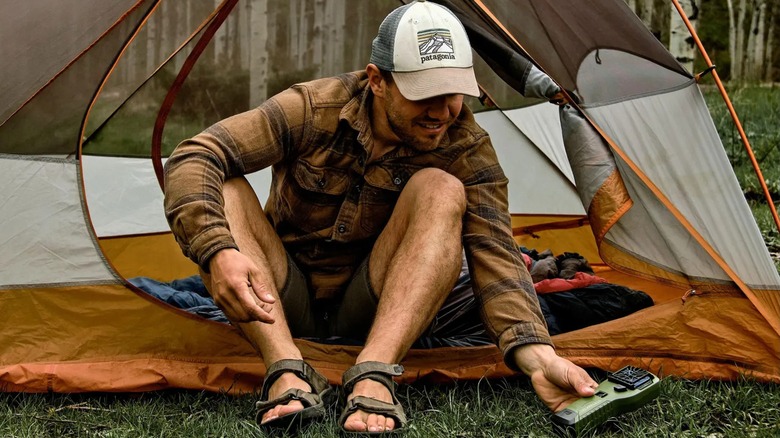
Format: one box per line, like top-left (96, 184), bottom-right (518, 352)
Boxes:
top-left (393, 177), bottom-right (402, 186)
top-left (358, 156), bottom-right (365, 166)
top-left (337, 224), bottom-right (346, 233)
top-left (317, 178), bottom-right (326, 188)
top-left (354, 184), bottom-right (362, 193)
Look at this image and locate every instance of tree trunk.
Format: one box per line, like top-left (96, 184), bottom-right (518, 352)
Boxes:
top-left (765, 3), bottom-right (776, 82)
top-left (164, 1), bottom-right (178, 65)
top-left (249, 0), bottom-right (268, 107)
top-left (750, 0), bottom-right (768, 82)
top-left (298, 0), bottom-right (311, 71)
top-left (289, 0), bottom-right (299, 70)
top-left (321, 1), bottom-right (345, 75)
top-left (727, 0), bottom-right (736, 80)
top-left (352, 1), bottom-right (367, 69)
top-left (734, 0), bottom-right (749, 82)
top-left (150, 2), bottom-right (163, 70)
top-left (239, 1), bottom-right (251, 69)
top-left (312, 0), bottom-right (325, 77)
top-left (641, 0), bottom-right (655, 29)
top-left (669, 0), bottom-right (699, 73)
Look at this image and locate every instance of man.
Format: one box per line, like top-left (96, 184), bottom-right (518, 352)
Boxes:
top-left (164, 0), bottom-right (597, 433)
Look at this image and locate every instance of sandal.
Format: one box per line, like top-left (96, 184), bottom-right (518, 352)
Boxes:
top-left (339, 361), bottom-right (407, 435)
top-left (255, 359), bottom-right (332, 431)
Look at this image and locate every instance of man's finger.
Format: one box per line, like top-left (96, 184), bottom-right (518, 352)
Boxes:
top-left (248, 275), bottom-right (276, 305)
top-left (238, 283), bottom-right (275, 324)
top-left (220, 297), bottom-right (252, 323)
top-left (571, 366), bottom-right (598, 396)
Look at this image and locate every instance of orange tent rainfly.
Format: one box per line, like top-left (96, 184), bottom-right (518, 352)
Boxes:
top-left (1, 0), bottom-right (778, 393)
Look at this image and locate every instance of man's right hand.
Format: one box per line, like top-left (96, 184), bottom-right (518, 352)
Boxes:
top-left (207, 248), bottom-right (277, 324)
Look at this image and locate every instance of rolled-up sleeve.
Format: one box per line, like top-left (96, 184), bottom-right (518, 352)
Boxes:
top-left (448, 129), bottom-right (553, 370)
top-left (163, 88), bottom-right (306, 271)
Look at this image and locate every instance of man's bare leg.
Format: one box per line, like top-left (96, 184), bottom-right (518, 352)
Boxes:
top-left (199, 177), bottom-right (309, 424)
top-left (342, 168), bottom-right (467, 432)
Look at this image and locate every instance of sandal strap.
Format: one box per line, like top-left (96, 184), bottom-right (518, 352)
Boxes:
top-left (261, 359), bottom-right (330, 400)
top-left (342, 361), bottom-right (404, 396)
top-left (256, 387), bottom-right (321, 413)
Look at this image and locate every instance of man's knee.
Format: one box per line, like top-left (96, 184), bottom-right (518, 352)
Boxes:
top-left (222, 176), bottom-right (266, 221)
top-left (405, 168), bottom-right (466, 214)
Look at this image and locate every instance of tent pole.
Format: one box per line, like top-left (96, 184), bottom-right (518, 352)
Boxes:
top-left (151, 0), bottom-right (239, 191)
top-left (671, 0), bottom-right (780, 234)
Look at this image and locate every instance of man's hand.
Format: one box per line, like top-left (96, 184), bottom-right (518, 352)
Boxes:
top-left (513, 344), bottom-right (598, 412)
top-left (207, 248), bottom-right (277, 324)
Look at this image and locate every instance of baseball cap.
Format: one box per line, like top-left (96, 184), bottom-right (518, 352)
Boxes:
top-left (370, 0), bottom-right (480, 101)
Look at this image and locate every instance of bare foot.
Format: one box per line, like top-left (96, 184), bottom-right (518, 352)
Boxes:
top-left (259, 372), bottom-right (311, 424)
top-left (342, 378), bottom-right (396, 433)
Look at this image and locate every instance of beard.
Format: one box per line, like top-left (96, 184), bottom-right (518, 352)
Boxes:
top-left (384, 95), bottom-right (452, 152)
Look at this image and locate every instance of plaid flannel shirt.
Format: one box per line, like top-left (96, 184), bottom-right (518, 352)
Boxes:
top-left (164, 71), bottom-right (552, 366)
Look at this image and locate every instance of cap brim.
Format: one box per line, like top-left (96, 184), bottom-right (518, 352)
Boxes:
top-left (392, 67), bottom-right (480, 101)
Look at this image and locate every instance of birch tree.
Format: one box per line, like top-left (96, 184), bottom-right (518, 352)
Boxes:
top-left (321, 1), bottom-right (346, 75)
top-left (249, 0), bottom-right (268, 106)
top-left (312, 0), bottom-right (325, 77)
top-left (351, 1), bottom-right (368, 69)
top-left (669, 0), bottom-right (699, 73)
top-left (641, 0), bottom-right (655, 29)
top-left (765, 3), bottom-right (776, 82)
top-left (297, 0), bottom-right (312, 71)
top-left (730, 0), bottom-right (749, 81)
top-left (289, 0), bottom-right (300, 70)
top-left (746, 0), bottom-right (767, 81)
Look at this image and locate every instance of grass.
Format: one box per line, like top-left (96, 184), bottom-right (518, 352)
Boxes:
top-left (2, 86), bottom-right (779, 436)
top-left (2, 376), bottom-right (779, 437)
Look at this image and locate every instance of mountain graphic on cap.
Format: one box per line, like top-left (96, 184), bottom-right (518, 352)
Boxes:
top-left (419, 30), bottom-right (454, 55)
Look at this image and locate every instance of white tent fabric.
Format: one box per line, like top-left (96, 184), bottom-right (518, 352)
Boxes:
top-left (586, 83), bottom-right (780, 288)
top-left (83, 155), bottom-right (272, 237)
top-left (472, 109), bottom-right (583, 215)
top-left (0, 156), bottom-right (117, 287)
top-left (503, 103), bottom-right (575, 183)
top-left (576, 49), bottom-right (692, 104)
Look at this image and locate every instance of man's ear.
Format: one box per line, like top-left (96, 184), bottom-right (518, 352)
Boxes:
top-left (366, 63), bottom-right (386, 98)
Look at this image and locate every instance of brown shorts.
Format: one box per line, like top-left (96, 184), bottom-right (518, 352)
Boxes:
top-left (279, 254), bottom-right (378, 340)
top-left (279, 253), bottom-right (490, 347)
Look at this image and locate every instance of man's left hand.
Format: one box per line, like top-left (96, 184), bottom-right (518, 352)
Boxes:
top-left (513, 344), bottom-right (598, 412)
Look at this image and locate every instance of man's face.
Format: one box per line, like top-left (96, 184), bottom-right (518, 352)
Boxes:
top-left (382, 80), bottom-right (464, 152)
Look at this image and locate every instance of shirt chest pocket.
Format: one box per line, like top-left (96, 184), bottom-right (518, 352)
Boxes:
top-left (286, 159), bottom-right (351, 232)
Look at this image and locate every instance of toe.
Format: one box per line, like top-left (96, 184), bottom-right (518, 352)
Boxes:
top-left (344, 413), bottom-right (368, 432)
top-left (260, 400), bottom-right (303, 424)
top-left (366, 413), bottom-right (381, 432)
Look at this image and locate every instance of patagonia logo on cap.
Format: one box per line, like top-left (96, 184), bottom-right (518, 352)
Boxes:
top-left (418, 28), bottom-right (456, 64)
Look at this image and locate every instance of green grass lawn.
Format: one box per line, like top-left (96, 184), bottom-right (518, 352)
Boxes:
top-left (2, 375), bottom-right (779, 437)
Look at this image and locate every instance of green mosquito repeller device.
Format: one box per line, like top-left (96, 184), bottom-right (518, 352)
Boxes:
top-left (551, 366), bottom-right (661, 436)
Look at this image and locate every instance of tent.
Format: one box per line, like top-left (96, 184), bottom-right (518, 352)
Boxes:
top-left (1, 0), bottom-right (778, 394)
